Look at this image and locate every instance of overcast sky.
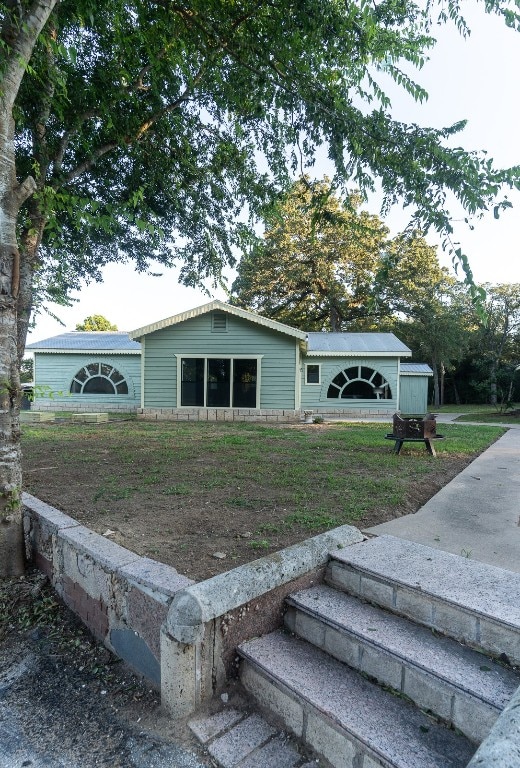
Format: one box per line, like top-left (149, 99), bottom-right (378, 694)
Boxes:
top-left (27, 4), bottom-right (520, 345)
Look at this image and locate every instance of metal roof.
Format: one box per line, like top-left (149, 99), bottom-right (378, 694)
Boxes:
top-left (400, 363), bottom-right (433, 375)
top-left (26, 332), bottom-right (141, 353)
top-left (306, 332), bottom-right (411, 357)
top-left (129, 300), bottom-right (307, 341)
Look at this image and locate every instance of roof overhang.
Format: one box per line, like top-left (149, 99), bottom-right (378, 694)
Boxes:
top-left (129, 300), bottom-right (307, 341)
top-left (32, 349), bottom-right (141, 355)
top-left (400, 370), bottom-right (433, 376)
top-left (305, 350), bottom-right (412, 358)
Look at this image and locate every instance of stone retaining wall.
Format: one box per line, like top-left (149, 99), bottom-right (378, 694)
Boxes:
top-left (160, 525), bottom-right (365, 719)
top-left (23, 493), bottom-right (193, 687)
top-left (23, 492), bottom-right (364, 716)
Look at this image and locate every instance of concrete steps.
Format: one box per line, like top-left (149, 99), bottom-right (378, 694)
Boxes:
top-left (237, 536), bottom-right (520, 768)
top-left (188, 708), bottom-right (316, 768)
top-left (239, 631), bottom-right (476, 768)
top-left (284, 585), bottom-right (519, 743)
top-left (327, 535), bottom-right (520, 666)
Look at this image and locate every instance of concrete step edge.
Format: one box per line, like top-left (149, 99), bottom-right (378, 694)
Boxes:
top-left (326, 558), bottom-right (520, 666)
top-left (328, 536), bottom-right (520, 632)
top-left (284, 589), bottom-right (518, 743)
top-left (239, 631), bottom-right (475, 768)
top-left (285, 586), bottom-right (518, 710)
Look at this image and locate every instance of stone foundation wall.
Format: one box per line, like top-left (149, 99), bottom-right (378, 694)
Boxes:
top-left (138, 407), bottom-right (394, 422)
top-left (138, 408), bottom-right (302, 422)
top-left (31, 402), bottom-right (138, 412)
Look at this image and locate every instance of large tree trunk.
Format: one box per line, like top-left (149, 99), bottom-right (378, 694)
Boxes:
top-left (0, 0), bottom-right (58, 576)
top-left (0, 109), bottom-right (27, 576)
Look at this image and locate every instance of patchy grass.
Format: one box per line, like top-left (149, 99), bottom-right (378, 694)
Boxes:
top-left (454, 409), bottom-right (520, 424)
top-left (21, 420), bottom-right (504, 581)
top-left (435, 402), bottom-right (520, 420)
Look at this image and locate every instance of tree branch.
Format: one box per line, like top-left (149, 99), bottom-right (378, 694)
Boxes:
top-left (57, 65), bottom-right (206, 186)
top-left (53, 110), bottom-right (99, 174)
top-left (1, 0), bottom-right (59, 109)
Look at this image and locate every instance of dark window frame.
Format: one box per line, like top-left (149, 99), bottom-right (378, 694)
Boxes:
top-left (305, 363), bottom-right (321, 385)
top-left (178, 356), bottom-right (261, 408)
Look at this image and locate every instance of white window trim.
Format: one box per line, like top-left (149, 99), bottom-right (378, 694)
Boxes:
top-left (176, 354), bottom-right (263, 409)
top-left (305, 362), bottom-right (321, 385)
top-left (70, 362), bottom-right (129, 395)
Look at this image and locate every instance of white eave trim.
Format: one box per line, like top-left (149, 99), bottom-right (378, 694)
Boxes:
top-left (305, 350), bottom-right (412, 358)
top-left (129, 300), bottom-right (307, 341)
top-left (400, 371), bottom-right (433, 376)
top-left (32, 349), bottom-right (141, 355)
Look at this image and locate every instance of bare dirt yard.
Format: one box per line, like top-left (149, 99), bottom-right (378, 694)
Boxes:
top-left (21, 419), bottom-right (504, 582)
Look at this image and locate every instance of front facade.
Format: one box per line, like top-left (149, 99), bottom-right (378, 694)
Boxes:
top-left (27, 301), bottom-right (431, 420)
top-left (131, 301), bottom-right (419, 421)
top-left (132, 302), bottom-right (305, 420)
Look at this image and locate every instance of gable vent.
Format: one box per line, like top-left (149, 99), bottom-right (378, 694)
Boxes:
top-left (212, 312), bottom-right (227, 332)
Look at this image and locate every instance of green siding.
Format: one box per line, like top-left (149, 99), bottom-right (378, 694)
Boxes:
top-left (142, 311), bottom-right (297, 409)
top-left (300, 356), bottom-right (399, 410)
top-left (399, 375), bottom-right (429, 414)
top-left (32, 352), bottom-right (141, 409)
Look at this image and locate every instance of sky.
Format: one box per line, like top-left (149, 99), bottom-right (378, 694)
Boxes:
top-left (26, 4), bottom-right (520, 346)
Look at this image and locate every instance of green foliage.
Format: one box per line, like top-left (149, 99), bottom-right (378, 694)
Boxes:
top-left (470, 284), bottom-right (520, 405)
top-left (230, 177), bottom-right (389, 330)
top-left (20, 358), bottom-right (34, 383)
top-left (2, 0), bottom-right (520, 312)
top-left (230, 175), bottom-right (491, 407)
top-left (75, 315), bottom-right (118, 331)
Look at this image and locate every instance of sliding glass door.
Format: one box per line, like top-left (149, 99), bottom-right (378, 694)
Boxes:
top-left (180, 357), bottom-right (258, 408)
top-left (207, 359), bottom-right (231, 407)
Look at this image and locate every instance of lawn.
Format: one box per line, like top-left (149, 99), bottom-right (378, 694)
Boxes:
top-left (21, 420), bottom-right (504, 581)
top-left (436, 403), bottom-right (520, 424)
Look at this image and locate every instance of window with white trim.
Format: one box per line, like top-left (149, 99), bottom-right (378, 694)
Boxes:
top-left (327, 366), bottom-right (391, 399)
top-left (70, 363), bottom-right (128, 394)
top-left (180, 357), bottom-right (259, 407)
top-left (305, 363), bottom-right (321, 385)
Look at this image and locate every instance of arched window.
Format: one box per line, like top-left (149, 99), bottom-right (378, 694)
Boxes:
top-left (70, 363), bottom-right (129, 395)
top-left (327, 366), bottom-right (391, 400)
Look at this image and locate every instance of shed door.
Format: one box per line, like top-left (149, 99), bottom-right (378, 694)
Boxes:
top-left (399, 376), bottom-right (428, 415)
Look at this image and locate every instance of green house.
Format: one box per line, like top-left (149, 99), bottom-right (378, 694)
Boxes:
top-left (130, 301), bottom-right (430, 421)
top-left (27, 301), bottom-right (431, 419)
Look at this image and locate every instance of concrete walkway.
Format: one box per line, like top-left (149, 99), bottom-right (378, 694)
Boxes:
top-left (366, 427), bottom-right (520, 573)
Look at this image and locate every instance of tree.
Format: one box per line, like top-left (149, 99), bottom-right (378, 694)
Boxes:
top-left (20, 358), bottom-right (33, 383)
top-left (1, 0), bottom-right (520, 575)
top-left (75, 315), bottom-right (118, 332)
top-left (377, 237), bottom-right (476, 406)
top-left (231, 178), bottom-right (389, 330)
top-left (475, 284), bottom-right (520, 405)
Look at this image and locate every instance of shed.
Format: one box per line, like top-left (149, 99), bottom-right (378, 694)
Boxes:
top-left (398, 363), bottom-right (434, 415)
